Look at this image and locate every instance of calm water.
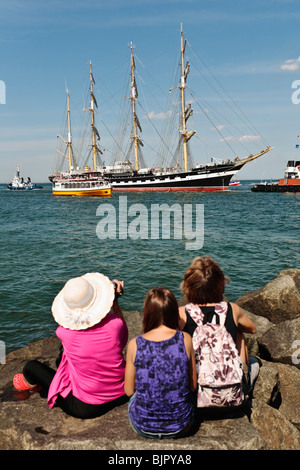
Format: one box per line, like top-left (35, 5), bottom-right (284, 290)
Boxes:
top-left (0, 182), bottom-right (299, 353)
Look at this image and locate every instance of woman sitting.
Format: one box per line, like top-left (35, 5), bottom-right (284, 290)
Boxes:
top-left (179, 256), bottom-right (261, 396)
top-left (13, 273), bottom-right (128, 419)
top-left (125, 287), bottom-right (197, 439)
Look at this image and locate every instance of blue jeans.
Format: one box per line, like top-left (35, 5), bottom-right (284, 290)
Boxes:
top-left (128, 395), bottom-right (194, 440)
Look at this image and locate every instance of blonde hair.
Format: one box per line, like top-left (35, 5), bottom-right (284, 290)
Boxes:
top-left (181, 256), bottom-right (230, 305)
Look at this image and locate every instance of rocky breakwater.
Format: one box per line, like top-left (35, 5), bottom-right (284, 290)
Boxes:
top-left (0, 269), bottom-right (300, 451)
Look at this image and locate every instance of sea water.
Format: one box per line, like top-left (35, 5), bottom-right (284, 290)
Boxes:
top-left (0, 182), bottom-right (299, 353)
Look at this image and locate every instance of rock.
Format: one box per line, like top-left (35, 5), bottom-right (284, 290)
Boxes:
top-left (236, 269), bottom-right (300, 323)
top-left (257, 317), bottom-right (300, 368)
top-left (272, 363), bottom-right (300, 431)
top-left (1, 300), bottom-right (300, 450)
top-left (251, 360), bottom-right (280, 407)
top-left (242, 308), bottom-right (274, 357)
top-left (250, 400), bottom-right (300, 450)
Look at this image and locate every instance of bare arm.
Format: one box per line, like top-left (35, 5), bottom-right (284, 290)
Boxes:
top-left (183, 332), bottom-right (197, 392)
top-left (231, 302), bottom-right (257, 334)
top-left (178, 305), bottom-right (187, 330)
top-left (111, 279), bottom-right (126, 323)
top-left (124, 338), bottom-right (137, 397)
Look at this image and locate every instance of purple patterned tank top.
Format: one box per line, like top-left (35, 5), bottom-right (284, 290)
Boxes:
top-left (128, 330), bottom-right (194, 433)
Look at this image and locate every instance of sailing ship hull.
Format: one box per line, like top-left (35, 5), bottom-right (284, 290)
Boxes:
top-left (104, 163), bottom-right (242, 192)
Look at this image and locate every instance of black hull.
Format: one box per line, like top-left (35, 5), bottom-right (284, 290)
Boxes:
top-left (103, 163), bottom-right (244, 192)
top-left (48, 162), bottom-right (245, 192)
top-left (251, 184), bottom-right (300, 193)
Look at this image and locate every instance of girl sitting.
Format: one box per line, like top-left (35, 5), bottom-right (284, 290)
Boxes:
top-left (125, 287), bottom-right (197, 439)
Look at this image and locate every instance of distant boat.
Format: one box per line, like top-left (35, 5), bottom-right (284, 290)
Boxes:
top-left (251, 161), bottom-right (300, 192)
top-left (229, 181), bottom-right (241, 187)
top-left (7, 166), bottom-right (43, 191)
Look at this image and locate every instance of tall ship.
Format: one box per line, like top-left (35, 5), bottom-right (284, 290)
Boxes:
top-left (102, 25), bottom-right (272, 192)
top-left (49, 63), bottom-right (111, 197)
top-left (251, 160), bottom-right (300, 192)
top-left (49, 26), bottom-right (272, 192)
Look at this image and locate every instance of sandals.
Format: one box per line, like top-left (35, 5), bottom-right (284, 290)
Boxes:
top-left (13, 374), bottom-right (42, 392)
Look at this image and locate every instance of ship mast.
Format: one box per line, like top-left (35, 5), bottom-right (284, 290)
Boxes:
top-left (179, 24), bottom-right (195, 172)
top-left (66, 89), bottom-right (72, 171)
top-left (129, 42), bottom-right (142, 171)
top-left (56, 88), bottom-right (73, 172)
top-left (88, 61), bottom-right (102, 171)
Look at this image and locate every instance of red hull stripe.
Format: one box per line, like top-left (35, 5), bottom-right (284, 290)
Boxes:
top-left (112, 186), bottom-right (228, 192)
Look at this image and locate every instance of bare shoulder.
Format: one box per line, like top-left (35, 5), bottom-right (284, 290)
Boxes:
top-left (126, 337), bottom-right (137, 358)
top-left (178, 305), bottom-right (187, 330)
top-left (230, 301), bottom-right (243, 316)
top-left (182, 330), bottom-right (193, 346)
top-left (179, 305), bottom-right (186, 316)
top-left (182, 330), bottom-right (193, 357)
top-left (230, 302), bottom-right (257, 334)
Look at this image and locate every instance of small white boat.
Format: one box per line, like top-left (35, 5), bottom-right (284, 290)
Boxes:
top-left (7, 166), bottom-right (43, 191)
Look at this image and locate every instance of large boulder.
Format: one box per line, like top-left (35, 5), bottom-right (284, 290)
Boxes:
top-left (257, 317), bottom-right (300, 368)
top-left (1, 305), bottom-right (300, 450)
top-left (236, 269), bottom-right (300, 324)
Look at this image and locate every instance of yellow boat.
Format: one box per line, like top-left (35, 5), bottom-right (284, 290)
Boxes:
top-left (52, 172), bottom-right (111, 197)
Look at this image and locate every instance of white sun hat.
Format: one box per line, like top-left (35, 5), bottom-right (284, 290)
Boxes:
top-left (52, 272), bottom-right (115, 330)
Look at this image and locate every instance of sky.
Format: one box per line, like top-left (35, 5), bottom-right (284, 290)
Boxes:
top-left (0, 0), bottom-right (300, 183)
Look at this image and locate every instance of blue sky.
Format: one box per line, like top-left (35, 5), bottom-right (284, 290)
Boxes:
top-left (0, 0), bottom-right (299, 183)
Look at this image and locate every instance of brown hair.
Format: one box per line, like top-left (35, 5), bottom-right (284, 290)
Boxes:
top-left (181, 256), bottom-right (230, 305)
top-left (142, 287), bottom-right (179, 333)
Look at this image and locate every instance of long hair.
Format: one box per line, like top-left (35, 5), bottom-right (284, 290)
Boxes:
top-left (142, 287), bottom-right (179, 333)
top-left (181, 256), bottom-right (230, 305)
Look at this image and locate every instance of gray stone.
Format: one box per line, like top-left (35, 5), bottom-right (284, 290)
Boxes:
top-left (236, 269), bottom-right (300, 323)
top-left (1, 297), bottom-right (300, 450)
top-left (257, 317), bottom-right (300, 368)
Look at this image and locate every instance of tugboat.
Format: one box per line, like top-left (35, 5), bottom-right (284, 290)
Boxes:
top-left (7, 166), bottom-right (43, 191)
top-left (251, 161), bottom-right (300, 192)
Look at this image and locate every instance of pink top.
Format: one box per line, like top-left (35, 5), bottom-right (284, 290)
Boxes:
top-left (47, 313), bottom-right (128, 407)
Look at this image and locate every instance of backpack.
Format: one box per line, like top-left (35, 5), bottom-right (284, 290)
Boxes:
top-left (186, 302), bottom-right (244, 408)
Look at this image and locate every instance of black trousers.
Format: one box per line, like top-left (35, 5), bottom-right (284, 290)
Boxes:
top-left (23, 359), bottom-right (128, 419)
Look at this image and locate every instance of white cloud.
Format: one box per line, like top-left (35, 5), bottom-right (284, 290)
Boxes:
top-left (280, 56), bottom-right (300, 71)
top-left (146, 110), bottom-right (172, 120)
top-left (238, 135), bottom-right (262, 143)
top-left (220, 135), bottom-right (261, 143)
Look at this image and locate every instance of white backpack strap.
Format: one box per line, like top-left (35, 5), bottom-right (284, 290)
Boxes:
top-left (214, 301), bottom-right (228, 326)
top-left (186, 302), bottom-right (228, 326)
top-left (185, 303), bottom-right (204, 327)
